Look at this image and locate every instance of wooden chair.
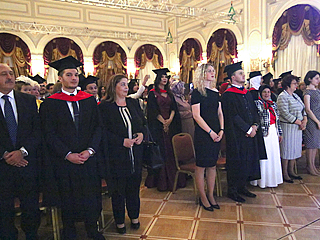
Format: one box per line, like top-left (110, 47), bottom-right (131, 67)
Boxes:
top-left (172, 133), bottom-right (197, 203)
top-left (215, 135), bottom-right (227, 197)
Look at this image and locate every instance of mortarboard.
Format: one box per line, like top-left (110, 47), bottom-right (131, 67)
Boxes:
top-left (262, 72), bottom-right (273, 82)
top-left (152, 68), bottom-right (170, 77)
top-left (249, 71), bottom-right (262, 79)
top-left (79, 75), bottom-right (98, 90)
top-left (279, 70), bottom-right (292, 79)
top-left (30, 74), bottom-right (46, 84)
top-left (224, 62), bottom-right (243, 78)
top-left (49, 56), bottom-right (83, 75)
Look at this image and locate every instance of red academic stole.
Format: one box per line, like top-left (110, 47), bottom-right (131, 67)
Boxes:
top-left (49, 90), bottom-right (92, 101)
top-left (225, 86), bottom-right (248, 95)
top-left (150, 88), bottom-right (167, 93)
top-left (249, 87), bottom-right (256, 92)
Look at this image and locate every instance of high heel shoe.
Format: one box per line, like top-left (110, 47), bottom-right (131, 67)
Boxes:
top-left (207, 196), bottom-right (220, 209)
top-left (199, 198), bottom-right (214, 212)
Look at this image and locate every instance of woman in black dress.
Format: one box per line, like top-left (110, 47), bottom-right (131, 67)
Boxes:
top-left (191, 63), bottom-right (224, 211)
top-left (99, 74), bottom-right (146, 234)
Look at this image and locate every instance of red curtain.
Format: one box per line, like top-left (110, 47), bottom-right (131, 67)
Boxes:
top-left (207, 29), bottom-right (238, 84)
top-left (134, 44), bottom-right (163, 76)
top-left (179, 38), bottom-right (202, 83)
top-left (0, 33), bottom-right (31, 77)
top-left (272, 4), bottom-right (320, 60)
top-left (93, 41), bottom-right (127, 86)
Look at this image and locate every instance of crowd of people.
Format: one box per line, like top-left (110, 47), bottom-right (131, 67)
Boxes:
top-left (0, 55), bottom-right (320, 239)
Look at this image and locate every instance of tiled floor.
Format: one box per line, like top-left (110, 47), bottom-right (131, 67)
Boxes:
top-left (17, 155), bottom-right (320, 240)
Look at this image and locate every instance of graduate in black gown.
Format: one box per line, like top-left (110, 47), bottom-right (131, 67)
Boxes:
top-left (39, 56), bottom-right (104, 240)
top-left (222, 62), bottom-right (266, 203)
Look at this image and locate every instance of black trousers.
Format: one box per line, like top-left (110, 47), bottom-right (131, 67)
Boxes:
top-left (0, 174), bottom-right (40, 240)
top-left (111, 172), bottom-right (142, 224)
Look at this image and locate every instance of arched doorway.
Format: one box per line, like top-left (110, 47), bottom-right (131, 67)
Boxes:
top-left (272, 4), bottom-right (320, 78)
top-left (179, 38), bottom-right (202, 83)
top-left (207, 29), bottom-right (238, 85)
top-left (93, 41), bottom-right (127, 87)
top-left (134, 44), bottom-right (163, 85)
top-left (43, 37), bottom-right (84, 83)
top-left (0, 33), bottom-right (31, 77)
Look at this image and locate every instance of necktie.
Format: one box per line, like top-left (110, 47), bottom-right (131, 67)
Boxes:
top-left (70, 94), bottom-right (79, 131)
top-left (2, 95), bottom-right (17, 146)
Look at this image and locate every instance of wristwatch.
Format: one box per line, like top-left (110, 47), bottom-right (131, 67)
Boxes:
top-left (20, 148), bottom-right (28, 157)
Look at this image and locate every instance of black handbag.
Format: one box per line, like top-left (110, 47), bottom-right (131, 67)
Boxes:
top-left (142, 126), bottom-right (164, 170)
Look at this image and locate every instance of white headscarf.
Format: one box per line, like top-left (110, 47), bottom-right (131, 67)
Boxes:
top-left (249, 76), bottom-right (262, 90)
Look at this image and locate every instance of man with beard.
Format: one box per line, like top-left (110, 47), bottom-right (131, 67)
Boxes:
top-left (39, 56), bottom-right (104, 240)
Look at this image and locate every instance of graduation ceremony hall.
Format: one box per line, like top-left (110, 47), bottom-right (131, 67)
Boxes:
top-left (0, 0), bottom-right (320, 239)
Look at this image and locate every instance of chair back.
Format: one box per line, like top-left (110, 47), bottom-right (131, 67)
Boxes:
top-left (172, 133), bottom-right (195, 170)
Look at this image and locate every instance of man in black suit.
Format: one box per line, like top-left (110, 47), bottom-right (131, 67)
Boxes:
top-left (39, 56), bottom-right (104, 240)
top-left (0, 63), bottom-right (41, 239)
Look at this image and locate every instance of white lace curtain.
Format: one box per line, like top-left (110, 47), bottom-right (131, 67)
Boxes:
top-left (138, 61), bottom-right (156, 86)
top-left (275, 35), bottom-right (320, 79)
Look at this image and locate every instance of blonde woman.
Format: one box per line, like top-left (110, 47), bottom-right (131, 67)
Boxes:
top-left (191, 64), bottom-right (224, 211)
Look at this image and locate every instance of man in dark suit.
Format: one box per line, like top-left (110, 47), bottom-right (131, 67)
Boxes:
top-left (0, 63), bottom-right (41, 239)
top-left (39, 56), bottom-right (104, 240)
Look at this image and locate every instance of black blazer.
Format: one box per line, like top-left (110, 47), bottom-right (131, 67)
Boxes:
top-left (0, 91), bottom-right (41, 178)
top-left (99, 98), bottom-right (146, 178)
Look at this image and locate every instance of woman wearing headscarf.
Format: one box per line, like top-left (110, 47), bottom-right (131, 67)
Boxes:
top-left (250, 85), bottom-right (283, 188)
top-left (170, 80), bottom-right (194, 140)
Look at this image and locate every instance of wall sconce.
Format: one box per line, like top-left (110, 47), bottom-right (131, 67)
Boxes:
top-left (261, 57), bottom-right (271, 68)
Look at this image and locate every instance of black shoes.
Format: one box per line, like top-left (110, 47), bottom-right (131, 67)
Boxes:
top-left (239, 189), bottom-right (256, 198)
top-left (227, 193), bottom-right (246, 203)
top-left (199, 198), bottom-right (214, 211)
top-left (89, 232), bottom-right (105, 240)
top-left (289, 174), bottom-right (303, 180)
top-left (284, 178), bottom-right (294, 183)
top-left (131, 221), bottom-right (140, 230)
top-left (116, 225), bottom-right (126, 234)
top-left (207, 198), bottom-right (220, 209)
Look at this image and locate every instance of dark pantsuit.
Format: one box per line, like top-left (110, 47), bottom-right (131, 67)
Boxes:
top-left (111, 172), bottom-right (142, 224)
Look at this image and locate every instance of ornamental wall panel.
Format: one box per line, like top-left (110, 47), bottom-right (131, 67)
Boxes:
top-left (87, 11), bottom-right (126, 26)
top-left (35, 2), bottom-right (83, 22)
top-left (0, 0), bottom-right (30, 16)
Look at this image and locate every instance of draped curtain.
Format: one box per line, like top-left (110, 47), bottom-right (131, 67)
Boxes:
top-left (93, 41), bottom-right (127, 87)
top-left (43, 37), bottom-right (83, 83)
top-left (0, 33), bottom-right (31, 77)
top-left (207, 29), bottom-right (238, 84)
top-left (179, 38), bottom-right (202, 84)
top-left (134, 44), bottom-right (163, 82)
top-left (272, 4), bottom-right (320, 76)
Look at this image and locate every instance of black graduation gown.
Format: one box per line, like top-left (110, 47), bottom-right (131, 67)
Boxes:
top-left (39, 95), bottom-right (102, 220)
top-left (221, 88), bottom-right (263, 182)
